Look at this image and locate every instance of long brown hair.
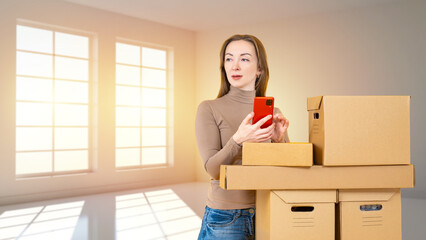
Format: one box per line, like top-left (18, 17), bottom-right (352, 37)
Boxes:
top-left (217, 34), bottom-right (269, 98)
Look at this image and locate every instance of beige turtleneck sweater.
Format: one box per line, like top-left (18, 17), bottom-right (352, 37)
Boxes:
top-left (195, 86), bottom-right (289, 209)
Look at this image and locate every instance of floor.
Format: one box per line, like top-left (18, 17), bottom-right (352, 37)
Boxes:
top-left (0, 182), bottom-right (425, 240)
top-left (0, 182), bottom-right (208, 240)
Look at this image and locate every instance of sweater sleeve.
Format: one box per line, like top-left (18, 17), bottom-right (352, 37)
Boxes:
top-left (195, 101), bottom-right (242, 180)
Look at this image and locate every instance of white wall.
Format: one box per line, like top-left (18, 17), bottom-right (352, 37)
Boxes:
top-left (1, 0), bottom-right (425, 204)
top-left (195, 0), bottom-right (426, 199)
top-left (0, 0), bottom-right (197, 205)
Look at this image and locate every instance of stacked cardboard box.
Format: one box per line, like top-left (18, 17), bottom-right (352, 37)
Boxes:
top-left (242, 142), bottom-right (313, 167)
top-left (256, 190), bottom-right (337, 240)
top-left (220, 95), bottom-right (414, 240)
top-left (338, 189), bottom-right (402, 240)
top-left (309, 96), bottom-right (411, 240)
top-left (307, 96), bottom-right (410, 166)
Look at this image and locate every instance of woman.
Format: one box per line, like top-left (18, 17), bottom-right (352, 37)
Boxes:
top-left (196, 34), bottom-right (290, 240)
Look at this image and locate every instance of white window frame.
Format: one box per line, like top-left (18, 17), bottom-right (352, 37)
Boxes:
top-left (15, 19), bottom-right (98, 178)
top-left (115, 38), bottom-right (174, 170)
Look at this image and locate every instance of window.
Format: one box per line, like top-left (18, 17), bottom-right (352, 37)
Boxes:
top-left (115, 42), bottom-right (171, 168)
top-left (15, 22), bottom-right (94, 177)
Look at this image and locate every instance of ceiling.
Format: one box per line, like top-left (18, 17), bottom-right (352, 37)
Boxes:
top-left (63, 0), bottom-right (403, 31)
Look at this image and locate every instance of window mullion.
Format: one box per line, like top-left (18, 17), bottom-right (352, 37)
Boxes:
top-left (140, 47), bottom-right (143, 166)
top-left (52, 30), bottom-right (56, 173)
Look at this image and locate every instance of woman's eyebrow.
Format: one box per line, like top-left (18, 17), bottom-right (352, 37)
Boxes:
top-left (225, 53), bottom-right (252, 57)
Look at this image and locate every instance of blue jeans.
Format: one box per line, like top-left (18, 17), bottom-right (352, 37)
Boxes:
top-left (197, 206), bottom-right (255, 240)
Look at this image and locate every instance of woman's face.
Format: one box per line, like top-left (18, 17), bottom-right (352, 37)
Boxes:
top-left (224, 40), bottom-right (261, 91)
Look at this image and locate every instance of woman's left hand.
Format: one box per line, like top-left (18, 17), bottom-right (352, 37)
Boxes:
top-left (271, 113), bottom-right (289, 143)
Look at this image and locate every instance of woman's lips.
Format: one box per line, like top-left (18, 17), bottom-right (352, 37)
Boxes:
top-left (232, 75), bottom-right (242, 80)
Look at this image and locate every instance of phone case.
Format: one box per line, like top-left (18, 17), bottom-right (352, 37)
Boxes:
top-left (253, 97), bottom-right (274, 128)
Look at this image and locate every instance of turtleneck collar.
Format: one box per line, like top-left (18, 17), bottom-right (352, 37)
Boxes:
top-left (225, 86), bottom-right (256, 104)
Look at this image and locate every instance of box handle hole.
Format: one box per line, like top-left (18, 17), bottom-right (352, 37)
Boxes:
top-left (360, 204), bottom-right (383, 211)
top-left (291, 206), bottom-right (314, 212)
top-left (313, 112), bottom-right (319, 119)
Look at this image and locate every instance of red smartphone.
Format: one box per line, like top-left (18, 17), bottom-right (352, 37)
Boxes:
top-left (253, 97), bottom-right (274, 128)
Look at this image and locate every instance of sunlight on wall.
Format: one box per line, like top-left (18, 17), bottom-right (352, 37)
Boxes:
top-left (0, 201), bottom-right (84, 240)
top-left (115, 189), bottom-right (201, 240)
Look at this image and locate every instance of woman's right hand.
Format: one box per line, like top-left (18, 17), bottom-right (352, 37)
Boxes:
top-left (232, 112), bottom-right (275, 145)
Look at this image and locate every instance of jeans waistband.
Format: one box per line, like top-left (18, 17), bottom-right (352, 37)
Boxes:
top-left (206, 206), bottom-right (255, 217)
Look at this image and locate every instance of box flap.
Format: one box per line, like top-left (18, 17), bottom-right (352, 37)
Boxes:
top-left (307, 96), bottom-right (323, 111)
top-left (339, 189), bottom-right (399, 202)
top-left (273, 190), bottom-right (337, 203)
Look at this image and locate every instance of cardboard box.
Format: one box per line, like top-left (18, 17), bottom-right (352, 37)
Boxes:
top-left (307, 96), bottom-right (410, 166)
top-left (256, 190), bottom-right (337, 240)
top-left (338, 189), bottom-right (401, 240)
top-left (242, 142), bottom-right (313, 167)
top-left (220, 165), bottom-right (415, 190)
